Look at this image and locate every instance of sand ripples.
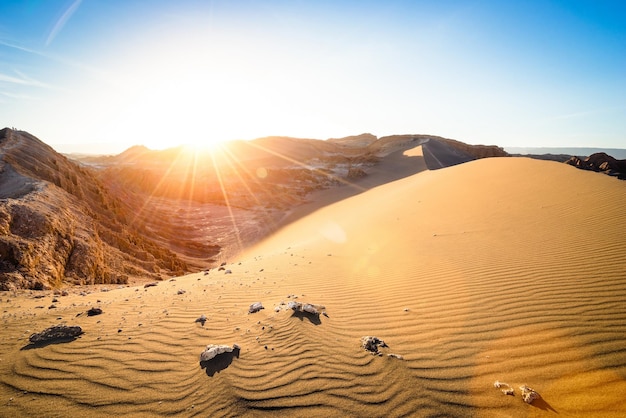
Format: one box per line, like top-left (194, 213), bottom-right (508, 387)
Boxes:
top-left (2, 158), bottom-right (626, 416)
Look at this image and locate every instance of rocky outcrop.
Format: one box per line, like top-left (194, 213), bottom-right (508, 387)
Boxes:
top-left (565, 152), bottom-right (626, 179)
top-left (0, 128), bottom-right (187, 290)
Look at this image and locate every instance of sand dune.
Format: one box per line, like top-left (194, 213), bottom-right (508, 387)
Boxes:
top-left (1, 156), bottom-right (626, 417)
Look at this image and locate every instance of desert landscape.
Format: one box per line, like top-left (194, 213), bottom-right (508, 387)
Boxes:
top-left (1, 127), bottom-right (626, 416)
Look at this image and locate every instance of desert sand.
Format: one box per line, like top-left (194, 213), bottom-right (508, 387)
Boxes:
top-left (1, 154), bottom-right (626, 417)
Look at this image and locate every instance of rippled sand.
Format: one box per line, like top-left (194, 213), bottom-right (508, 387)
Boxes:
top-left (1, 157), bottom-right (626, 417)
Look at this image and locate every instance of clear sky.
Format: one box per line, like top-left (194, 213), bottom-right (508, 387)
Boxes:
top-left (1, 0), bottom-right (625, 153)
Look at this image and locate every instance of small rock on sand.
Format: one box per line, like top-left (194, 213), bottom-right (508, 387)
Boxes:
top-left (249, 302), bottom-right (264, 314)
top-left (361, 336), bottom-right (388, 354)
top-left (494, 380), bottom-right (515, 396)
top-left (287, 301), bottom-right (326, 316)
top-left (200, 344), bottom-right (240, 362)
top-left (520, 385), bottom-right (540, 404)
top-left (87, 307), bottom-right (103, 316)
top-left (195, 314), bottom-right (207, 326)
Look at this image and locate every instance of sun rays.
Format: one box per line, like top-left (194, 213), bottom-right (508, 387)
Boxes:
top-left (122, 138), bottom-right (373, 261)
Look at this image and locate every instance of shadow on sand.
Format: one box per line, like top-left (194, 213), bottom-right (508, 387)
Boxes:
top-left (200, 346), bottom-right (241, 377)
top-left (21, 336), bottom-right (81, 350)
top-left (291, 310), bottom-right (322, 325)
top-left (531, 397), bottom-right (558, 413)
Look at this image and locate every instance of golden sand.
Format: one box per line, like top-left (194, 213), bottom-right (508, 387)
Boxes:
top-left (1, 156), bottom-right (626, 417)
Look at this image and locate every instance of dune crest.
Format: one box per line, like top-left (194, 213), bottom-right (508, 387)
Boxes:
top-left (1, 157), bottom-right (625, 416)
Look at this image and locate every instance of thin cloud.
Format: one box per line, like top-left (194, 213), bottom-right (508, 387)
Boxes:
top-left (0, 70), bottom-right (52, 89)
top-left (46, 0), bottom-right (83, 47)
top-left (0, 39), bottom-right (106, 84)
top-left (0, 90), bottom-right (41, 101)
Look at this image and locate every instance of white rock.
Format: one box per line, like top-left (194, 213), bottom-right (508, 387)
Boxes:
top-left (519, 385), bottom-right (540, 404)
top-left (199, 344), bottom-right (240, 362)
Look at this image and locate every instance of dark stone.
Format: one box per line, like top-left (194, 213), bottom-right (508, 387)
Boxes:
top-left (87, 307), bottom-right (103, 316)
top-left (28, 325), bottom-right (83, 344)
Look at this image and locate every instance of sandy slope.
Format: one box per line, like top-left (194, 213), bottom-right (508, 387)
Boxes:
top-left (1, 156), bottom-right (626, 417)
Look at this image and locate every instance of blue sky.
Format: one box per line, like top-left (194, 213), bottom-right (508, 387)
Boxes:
top-left (1, 0), bottom-right (625, 153)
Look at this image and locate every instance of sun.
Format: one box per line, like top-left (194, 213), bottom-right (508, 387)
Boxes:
top-left (98, 30), bottom-right (313, 151)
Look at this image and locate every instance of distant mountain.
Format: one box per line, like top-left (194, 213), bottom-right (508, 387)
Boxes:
top-left (0, 128), bottom-right (187, 290)
top-left (506, 147), bottom-right (626, 160)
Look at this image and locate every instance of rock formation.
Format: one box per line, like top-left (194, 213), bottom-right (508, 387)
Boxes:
top-left (0, 128), bottom-right (186, 290)
top-left (565, 152), bottom-right (626, 179)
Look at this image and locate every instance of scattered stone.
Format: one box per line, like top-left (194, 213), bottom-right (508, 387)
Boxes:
top-left (51, 298), bottom-right (59, 303)
top-left (118, 329), bottom-right (122, 333)
top-left (287, 301), bottom-right (326, 316)
top-left (144, 282), bottom-right (158, 288)
top-left (177, 289), bottom-right (186, 295)
top-left (48, 304), bottom-right (56, 309)
top-left (200, 344), bottom-right (240, 362)
top-left (494, 381), bottom-right (515, 396)
top-left (29, 325), bottom-right (83, 344)
top-left (361, 336), bottom-right (388, 354)
top-left (224, 269), bottom-right (232, 274)
top-left (195, 314), bottom-right (207, 326)
top-left (520, 385), bottom-right (540, 404)
top-left (249, 302), bottom-right (264, 314)
top-left (87, 307), bottom-right (103, 316)
top-left (387, 353), bottom-right (404, 360)
top-left (61, 290), bottom-right (69, 296)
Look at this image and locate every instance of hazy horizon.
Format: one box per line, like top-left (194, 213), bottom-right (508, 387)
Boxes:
top-left (44, 135), bottom-right (626, 158)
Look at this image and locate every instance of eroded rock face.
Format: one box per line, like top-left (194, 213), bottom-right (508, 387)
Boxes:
top-left (29, 325), bottom-right (83, 344)
top-left (0, 128), bottom-right (187, 290)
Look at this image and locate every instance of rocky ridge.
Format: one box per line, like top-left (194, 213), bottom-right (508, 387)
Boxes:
top-left (0, 128), bottom-right (186, 290)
